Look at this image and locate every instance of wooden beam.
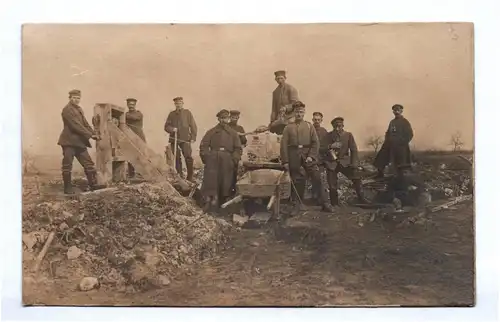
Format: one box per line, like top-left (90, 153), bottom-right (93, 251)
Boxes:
top-left (93, 104), bottom-right (113, 186)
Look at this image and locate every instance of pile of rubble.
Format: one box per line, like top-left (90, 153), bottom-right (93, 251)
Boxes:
top-left (22, 182), bottom-right (232, 292)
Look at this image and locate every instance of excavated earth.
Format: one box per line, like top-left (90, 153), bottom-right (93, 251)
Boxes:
top-left (22, 153), bottom-right (474, 306)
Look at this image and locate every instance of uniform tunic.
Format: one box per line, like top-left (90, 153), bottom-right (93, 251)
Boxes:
top-left (164, 108), bottom-right (198, 174)
top-left (228, 122), bottom-right (247, 146)
top-left (280, 120), bottom-right (329, 204)
top-left (319, 130), bottom-right (364, 205)
top-left (374, 116), bottom-right (414, 170)
top-left (200, 124), bottom-right (243, 198)
top-left (164, 108), bottom-right (198, 143)
top-left (270, 83), bottom-right (299, 123)
top-left (126, 110), bottom-right (146, 142)
top-left (57, 102), bottom-right (96, 174)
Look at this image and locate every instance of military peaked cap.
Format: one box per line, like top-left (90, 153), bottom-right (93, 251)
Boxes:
top-left (331, 117), bottom-right (344, 125)
top-left (292, 101), bottom-right (306, 108)
top-left (68, 89), bottom-right (81, 96)
top-left (173, 97), bottom-right (184, 102)
top-left (217, 109), bottom-right (230, 118)
top-left (392, 104), bottom-right (404, 110)
top-left (274, 70), bottom-right (286, 77)
top-left (313, 112), bottom-right (323, 117)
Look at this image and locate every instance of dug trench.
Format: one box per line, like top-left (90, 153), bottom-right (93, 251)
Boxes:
top-left (22, 154), bottom-right (474, 306)
top-left (22, 186), bottom-right (474, 306)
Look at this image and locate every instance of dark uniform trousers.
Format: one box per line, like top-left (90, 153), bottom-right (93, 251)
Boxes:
top-left (288, 146), bottom-right (329, 205)
top-left (170, 141), bottom-right (193, 178)
top-left (326, 163), bottom-right (363, 206)
top-left (61, 146), bottom-right (96, 176)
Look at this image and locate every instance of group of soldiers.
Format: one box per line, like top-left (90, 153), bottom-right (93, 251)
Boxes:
top-left (57, 69), bottom-right (414, 216)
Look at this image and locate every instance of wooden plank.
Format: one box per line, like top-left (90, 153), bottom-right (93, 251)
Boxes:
top-left (93, 104), bottom-right (113, 186)
top-left (108, 123), bottom-right (192, 192)
top-left (108, 123), bottom-right (162, 181)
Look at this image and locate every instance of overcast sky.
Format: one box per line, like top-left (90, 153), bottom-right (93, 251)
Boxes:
top-left (22, 23), bottom-right (474, 155)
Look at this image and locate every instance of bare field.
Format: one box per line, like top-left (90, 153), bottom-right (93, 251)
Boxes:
top-left (22, 151), bottom-right (474, 307)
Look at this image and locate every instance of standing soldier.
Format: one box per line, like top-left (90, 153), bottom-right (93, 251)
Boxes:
top-left (310, 112), bottom-right (329, 203)
top-left (228, 110), bottom-right (247, 196)
top-left (270, 70), bottom-right (299, 125)
top-left (164, 97), bottom-right (198, 182)
top-left (57, 89), bottom-right (105, 194)
top-left (320, 117), bottom-right (367, 207)
top-left (280, 101), bottom-right (335, 214)
top-left (125, 97), bottom-right (145, 178)
top-left (228, 110), bottom-right (247, 146)
top-left (373, 104), bottom-right (414, 178)
top-left (199, 109), bottom-right (243, 212)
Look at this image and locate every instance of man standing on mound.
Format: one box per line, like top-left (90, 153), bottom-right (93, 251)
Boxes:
top-left (57, 89), bottom-right (105, 194)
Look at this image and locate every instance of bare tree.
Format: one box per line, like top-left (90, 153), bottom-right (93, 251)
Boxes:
top-left (450, 131), bottom-right (464, 151)
top-left (366, 135), bottom-right (384, 153)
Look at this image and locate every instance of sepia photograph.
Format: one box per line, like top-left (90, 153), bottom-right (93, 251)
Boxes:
top-left (21, 23), bottom-right (474, 307)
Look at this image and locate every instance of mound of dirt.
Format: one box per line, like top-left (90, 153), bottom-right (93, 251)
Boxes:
top-left (22, 182), bottom-right (232, 292)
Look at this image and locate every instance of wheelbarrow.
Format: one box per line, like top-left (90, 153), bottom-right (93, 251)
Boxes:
top-left (221, 168), bottom-right (291, 218)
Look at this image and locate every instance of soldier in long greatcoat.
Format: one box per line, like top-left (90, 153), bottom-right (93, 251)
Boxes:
top-left (125, 97), bottom-right (145, 178)
top-left (280, 102), bottom-right (335, 214)
top-left (269, 70), bottom-right (299, 132)
top-left (57, 89), bottom-right (105, 194)
top-left (200, 109), bottom-right (243, 211)
top-left (320, 117), bottom-right (367, 206)
top-left (373, 104), bottom-right (414, 178)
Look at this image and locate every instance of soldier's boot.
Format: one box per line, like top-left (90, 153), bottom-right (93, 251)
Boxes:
top-left (321, 203), bottom-right (336, 213)
top-left (353, 180), bottom-right (369, 204)
top-left (329, 189), bottom-right (340, 207)
top-left (62, 172), bottom-right (74, 195)
top-left (186, 161), bottom-right (194, 182)
top-left (85, 170), bottom-right (106, 191)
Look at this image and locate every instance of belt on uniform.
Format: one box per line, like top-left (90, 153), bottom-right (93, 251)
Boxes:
top-left (211, 147), bottom-right (231, 152)
top-left (289, 145), bottom-right (311, 148)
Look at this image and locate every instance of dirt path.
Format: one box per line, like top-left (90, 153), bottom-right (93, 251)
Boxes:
top-left (23, 204), bottom-right (474, 307)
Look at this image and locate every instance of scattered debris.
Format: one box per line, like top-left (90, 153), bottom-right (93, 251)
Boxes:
top-left (247, 212), bottom-right (272, 228)
top-left (232, 214), bottom-right (248, 227)
top-left (156, 275), bottom-right (171, 286)
top-left (67, 246), bottom-right (83, 260)
top-left (250, 241), bottom-right (260, 247)
top-left (33, 231), bottom-right (55, 273)
top-left (79, 277), bottom-right (100, 291)
top-left (22, 182), bottom-right (232, 291)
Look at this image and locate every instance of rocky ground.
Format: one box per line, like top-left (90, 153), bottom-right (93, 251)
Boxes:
top-left (22, 151), bottom-right (474, 307)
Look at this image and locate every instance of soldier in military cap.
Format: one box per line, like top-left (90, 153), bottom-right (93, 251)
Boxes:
top-left (311, 111), bottom-right (329, 203)
top-left (373, 104), bottom-right (414, 178)
top-left (199, 109), bottom-right (243, 212)
top-left (164, 96), bottom-right (198, 181)
top-left (57, 89), bottom-right (105, 194)
top-left (125, 97), bottom-right (145, 178)
top-left (280, 101), bottom-right (335, 213)
top-left (320, 117), bottom-right (367, 207)
top-left (228, 110), bottom-right (247, 146)
top-left (270, 70), bottom-right (299, 124)
top-left (228, 110), bottom-right (247, 196)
